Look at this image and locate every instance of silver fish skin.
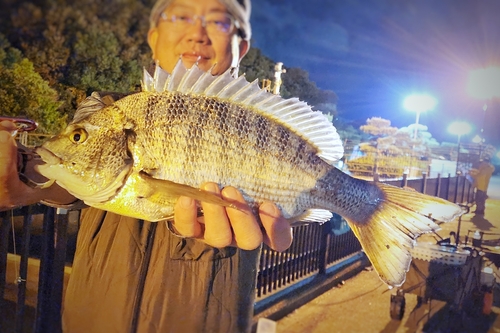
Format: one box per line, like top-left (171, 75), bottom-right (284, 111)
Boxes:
top-left (35, 61), bottom-right (463, 287)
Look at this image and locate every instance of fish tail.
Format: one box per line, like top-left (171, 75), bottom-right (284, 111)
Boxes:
top-left (345, 183), bottom-right (463, 287)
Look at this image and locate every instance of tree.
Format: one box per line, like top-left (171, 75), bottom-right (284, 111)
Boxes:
top-left (3, 0), bottom-right (151, 122)
top-left (347, 117), bottom-right (433, 178)
top-left (238, 46), bottom-right (275, 84)
top-left (281, 67), bottom-right (337, 107)
top-left (0, 34), bottom-right (64, 133)
top-left (359, 117), bottom-right (397, 138)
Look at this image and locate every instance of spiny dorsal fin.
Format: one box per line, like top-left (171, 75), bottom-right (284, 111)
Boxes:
top-left (72, 92), bottom-right (108, 124)
top-left (141, 61), bottom-right (344, 164)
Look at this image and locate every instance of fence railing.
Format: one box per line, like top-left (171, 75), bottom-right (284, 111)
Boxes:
top-left (0, 172), bottom-right (475, 332)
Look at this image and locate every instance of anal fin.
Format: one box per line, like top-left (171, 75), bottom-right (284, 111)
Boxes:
top-left (289, 209), bottom-right (333, 226)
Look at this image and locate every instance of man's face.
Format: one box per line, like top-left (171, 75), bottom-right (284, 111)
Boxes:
top-left (148, 0), bottom-right (247, 74)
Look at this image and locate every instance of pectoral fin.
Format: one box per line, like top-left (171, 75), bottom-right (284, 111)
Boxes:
top-left (139, 171), bottom-right (237, 209)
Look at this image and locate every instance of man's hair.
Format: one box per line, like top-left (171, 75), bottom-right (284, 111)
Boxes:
top-left (149, 0), bottom-right (252, 40)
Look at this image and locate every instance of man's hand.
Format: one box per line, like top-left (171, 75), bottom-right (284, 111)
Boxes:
top-left (0, 120), bottom-right (75, 210)
top-left (172, 182), bottom-right (293, 252)
top-left (0, 120), bottom-right (27, 210)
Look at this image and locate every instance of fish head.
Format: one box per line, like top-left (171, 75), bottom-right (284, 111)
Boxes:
top-left (35, 106), bottom-right (133, 204)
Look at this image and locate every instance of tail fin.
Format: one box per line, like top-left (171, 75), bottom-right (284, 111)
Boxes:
top-left (346, 183), bottom-right (463, 287)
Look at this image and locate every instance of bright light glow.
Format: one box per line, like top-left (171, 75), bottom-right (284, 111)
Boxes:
top-left (448, 121), bottom-right (472, 136)
top-left (403, 94), bottom-right (437, 140)
top-left (403, 94), bottom-right (438, 113)
top-left (497, 151), bottom-right (500, 159)
top-left (467, 67), bottom-right (500, 100)
top-left (472, 135), bottom-right (482, 143)
top-left (448, 121), bottom-right (472, 145)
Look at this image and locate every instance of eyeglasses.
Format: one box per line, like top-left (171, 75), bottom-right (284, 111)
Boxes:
top-left (159, 12), bottom-right (239, 35)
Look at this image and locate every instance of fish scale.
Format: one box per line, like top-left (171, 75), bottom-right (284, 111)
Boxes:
top-left (119, 91), bottom-right (322, 216)
top-left (35, 61), bottom-right (463, 287)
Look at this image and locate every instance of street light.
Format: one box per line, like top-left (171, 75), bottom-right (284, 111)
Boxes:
top-left (467, 66), bottom-right (500, 143)
top-left (403, 94), bottom-right (437, 140)
top-left (448, 121), bottom-right (472, 145)
top-left (467, 67), bottom-right (500, 100)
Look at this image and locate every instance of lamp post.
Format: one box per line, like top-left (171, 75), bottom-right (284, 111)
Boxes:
top-left (403, 94), bottom-right (437, 140)
top-left (448, 121), bottom-right (472, 174)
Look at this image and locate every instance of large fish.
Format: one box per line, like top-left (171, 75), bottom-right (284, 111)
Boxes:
top-left (35, 61), bottom-right (462, 287)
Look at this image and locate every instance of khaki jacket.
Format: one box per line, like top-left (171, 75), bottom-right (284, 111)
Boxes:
top-left (62, 208), bottom-right (259, 333)
top-left (469, 161), bottom-right (495, 192)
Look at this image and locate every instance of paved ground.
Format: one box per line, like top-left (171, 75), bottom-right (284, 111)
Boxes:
top-left (267, 176), bottom-right (500, 333)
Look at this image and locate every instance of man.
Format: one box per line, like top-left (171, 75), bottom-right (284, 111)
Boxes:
top-left (0, 0), bottom-right (293, 332)
top-left (470, 156), bottom-right (495, 215)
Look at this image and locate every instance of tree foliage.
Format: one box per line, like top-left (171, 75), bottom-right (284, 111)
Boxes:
top-left (1, 0), bottom-right (152, 123)
top-left (239, 47), bottom-right (275, 84)
top-left (281, 67), bottom-right (338, 107)
top-left (360, 117), bottom-right (397, 138)
top-left (0, 33), bottom-right (64, 133)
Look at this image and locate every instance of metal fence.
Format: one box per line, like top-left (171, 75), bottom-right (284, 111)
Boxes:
top-left (0, 173), bottom-right (475, 332)
top-left (256, 220), bottom-right (361, 300)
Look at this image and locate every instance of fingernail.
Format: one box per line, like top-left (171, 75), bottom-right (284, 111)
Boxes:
top-left (179, 196), bottom-right (194, 208)
top-left (202, 182), bottom-right (219, 193)
top-left (260, 202), bottom-right (277, 216)
top-left (221, 186), bottom-right (238, 199)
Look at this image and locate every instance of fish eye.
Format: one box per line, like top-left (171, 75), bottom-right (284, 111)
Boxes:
top-left (69, 128), bottom-right (88, 144)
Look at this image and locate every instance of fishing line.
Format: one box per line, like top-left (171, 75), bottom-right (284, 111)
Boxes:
top-left (10, 211), bottom-right (20, 283)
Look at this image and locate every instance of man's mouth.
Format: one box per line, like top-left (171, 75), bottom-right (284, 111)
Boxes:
top-left (181, 53), bottom-right (210, 63)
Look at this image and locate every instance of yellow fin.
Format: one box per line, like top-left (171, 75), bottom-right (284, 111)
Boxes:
top-left (346, 183), bottom-right (463, 287)
top-left (377, 183), bottom-right (463, 222)
top-left (139, 171), bottom-right (237, 209)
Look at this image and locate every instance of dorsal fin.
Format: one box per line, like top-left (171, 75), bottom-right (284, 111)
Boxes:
top-left (141, 61), bottom-right (344, 163)
top-left (72, 92), bottom-right (108, 124)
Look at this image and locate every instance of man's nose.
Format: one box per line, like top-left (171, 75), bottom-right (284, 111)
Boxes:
top-left (186, 17), bottom-right (209, 43)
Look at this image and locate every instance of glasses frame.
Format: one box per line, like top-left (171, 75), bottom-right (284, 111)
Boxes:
top-left (159, 12), bottom-right (239, 35)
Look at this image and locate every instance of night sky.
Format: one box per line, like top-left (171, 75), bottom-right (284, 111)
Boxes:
top-left (250, 0), bottom-right (500, 147)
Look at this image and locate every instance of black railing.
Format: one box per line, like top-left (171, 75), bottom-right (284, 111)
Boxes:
top-left (0, 173), bottom-right (475, 332)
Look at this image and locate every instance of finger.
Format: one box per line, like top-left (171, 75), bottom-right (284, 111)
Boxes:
top-left (221, 186), bottom-right (262, 250)
top-left (259, 202), bottom-right (293, 252)
top-left (0, 131), bottom-right (18, 178)
top-left (173, 196), bottom-right (202, 237)
top-left (201, 182), bottom-right (233, 248)
top-left (0, 131), bottom-right (23, 209)
top-left (0, 120), bottom-right (18, 133)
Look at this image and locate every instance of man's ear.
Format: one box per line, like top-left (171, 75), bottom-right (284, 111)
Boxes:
top-left (147, 28), bottom-right (159, 60)
top-left (238, 39), bottom-right (249, 60)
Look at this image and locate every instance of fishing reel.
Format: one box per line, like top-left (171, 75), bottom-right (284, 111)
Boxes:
top-left (0, 116), bottom-right (38, 132)
top-left (0, 116), bottom-right (42, 188)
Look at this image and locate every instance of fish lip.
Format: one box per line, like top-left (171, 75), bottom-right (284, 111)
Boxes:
top-left (34, 146), bottom-right (61, 165)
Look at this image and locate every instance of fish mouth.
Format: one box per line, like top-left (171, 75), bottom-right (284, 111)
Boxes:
top-left (34, 146), bottom-right (132, 204)
top-left (35, 146), bottom-right (62, 165)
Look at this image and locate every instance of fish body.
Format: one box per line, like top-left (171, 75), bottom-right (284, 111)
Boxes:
top-left (35, 62), bottom-right (462, 286)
